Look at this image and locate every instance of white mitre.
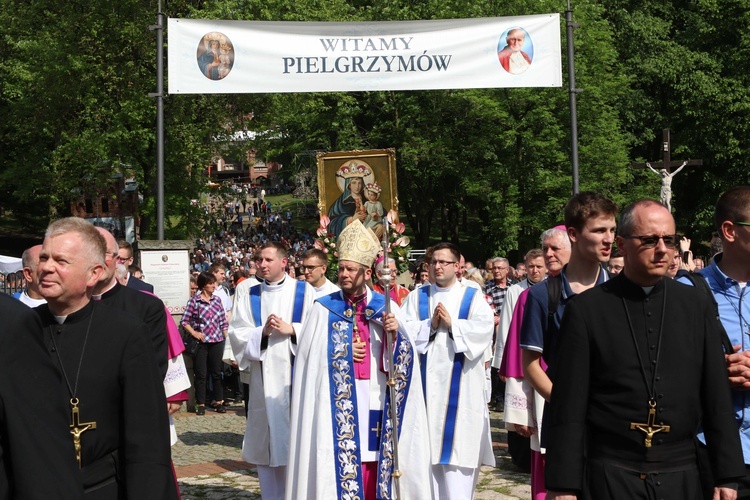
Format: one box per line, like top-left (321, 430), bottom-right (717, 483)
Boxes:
top-left (336, 219), bottom-right (381, 268)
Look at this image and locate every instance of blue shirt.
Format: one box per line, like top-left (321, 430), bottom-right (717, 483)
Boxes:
top-left (520, 267), bottom-right (609, 367)
top-left (679, 254), bottom-right (750, 463)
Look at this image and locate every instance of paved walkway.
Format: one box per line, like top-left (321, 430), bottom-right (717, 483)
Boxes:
top-left (172, 403), bottom-right (531, 499)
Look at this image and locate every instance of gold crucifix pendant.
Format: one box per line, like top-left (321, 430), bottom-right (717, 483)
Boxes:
top-left (629, 400), bottom-right (669, 448)
top-left (69, 397), bottom-right (97, 468)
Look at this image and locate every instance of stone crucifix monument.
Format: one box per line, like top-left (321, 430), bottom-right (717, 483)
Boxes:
top-left (632, 129), bottom-right (703, 212)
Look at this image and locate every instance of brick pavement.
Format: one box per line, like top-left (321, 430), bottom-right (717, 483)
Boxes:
top-left (172, 402), bottom-right (531, 499)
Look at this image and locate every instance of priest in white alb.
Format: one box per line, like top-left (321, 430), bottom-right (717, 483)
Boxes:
top-left (286, 220), bottom-right (432, 499)
top-left (402, 241), bottom-right (495, 499)
top-left (228, 241), bottom-right (315, 499)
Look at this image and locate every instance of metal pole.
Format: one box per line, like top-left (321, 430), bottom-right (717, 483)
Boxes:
top-left (566, 0), bottom-right (581, 194)
top-left (150, 0), bottom-right (165, 239)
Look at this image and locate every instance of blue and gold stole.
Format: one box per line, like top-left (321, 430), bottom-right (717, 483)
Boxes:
top-left (417, 285), bottom-right (478, 465)
top-left (317, 291), bottom-right (414, 500)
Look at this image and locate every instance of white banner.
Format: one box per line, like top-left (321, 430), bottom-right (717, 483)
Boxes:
top-left (168, 15), bottom-right (562, 94)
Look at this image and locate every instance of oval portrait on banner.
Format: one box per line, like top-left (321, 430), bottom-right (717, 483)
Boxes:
top-left (196, 32), bottom-right (235, 80)
top-left (497, 27), bottom-right (534, 75)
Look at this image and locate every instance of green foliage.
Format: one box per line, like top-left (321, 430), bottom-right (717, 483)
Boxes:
top-left (2, 0), bottom-right (747, 260)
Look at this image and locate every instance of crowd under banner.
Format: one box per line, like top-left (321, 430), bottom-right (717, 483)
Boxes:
top-left (168, 15), bottom-right (562, 94)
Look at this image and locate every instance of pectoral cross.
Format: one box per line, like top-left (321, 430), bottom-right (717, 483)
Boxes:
top-left (629, 400), bottom-right (669, 448)
top-left (371, 420), bottom-right (382, 439)
top-left (69, 398), bottom-right (96, 468)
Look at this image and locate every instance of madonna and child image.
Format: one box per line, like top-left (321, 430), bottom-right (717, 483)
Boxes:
top-left (196, 32), bottom-right (235, 80)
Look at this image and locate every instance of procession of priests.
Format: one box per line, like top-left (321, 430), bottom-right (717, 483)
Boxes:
top-left (6, 190), bottom-right (749, 500)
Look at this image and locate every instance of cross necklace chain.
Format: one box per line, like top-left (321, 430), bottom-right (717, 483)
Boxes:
top-left (49, 304), bottom-right (97, 468)
top-left (622, 286), bottom-right (670, 447)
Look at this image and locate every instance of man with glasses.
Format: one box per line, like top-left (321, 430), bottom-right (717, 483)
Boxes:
top-left (485, 257), bottom-right (511, 316)
top-left (521, 192), bottom-right (616, 500)
top-left (402, 242), bottom-right (495, 498)
top-left (679, 186), bottom-right (750, 498)
top-left (301, 248), bottom-right (339, 297)
top-left (117, 240), bottom-right (154, 292)
top-left (547, 199), bottom-right (744, 500)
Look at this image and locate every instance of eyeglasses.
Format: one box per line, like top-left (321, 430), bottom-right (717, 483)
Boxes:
top-left (430, 259), bottom-right (457, 267)
top-left (620, 234), bottom-right (677, 249)
top-left (734, 221), bottom-right (750, 227)
top-left (300, 265), bottom-right (323, 272)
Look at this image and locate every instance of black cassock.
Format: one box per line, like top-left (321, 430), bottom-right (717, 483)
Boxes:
top-left (0, 294), bottom-right (82, 500)
top-left (99, 282), bottom-right (168, 379)
top-left (36, 300), bottom-right (177, 500)
top-left (546, 273), bottom-right (745, 499)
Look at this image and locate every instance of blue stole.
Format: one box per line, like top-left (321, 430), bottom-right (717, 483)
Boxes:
top-left (247, 280), bottom-right (307, 328)
top-left (317, 291), bottom-right (413, 500)
top-left (248, 281), bottom-right (307, 381)
top-left (417, 284), bottom-right (477, 465)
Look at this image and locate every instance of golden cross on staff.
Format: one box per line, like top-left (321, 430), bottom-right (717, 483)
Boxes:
top-left (69, 398), bottom-right (96, 468)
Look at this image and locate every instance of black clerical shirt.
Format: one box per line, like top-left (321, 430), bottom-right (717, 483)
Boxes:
top-left (36, 301), bottom-right (177, 499)
top-left (546, 273), bottom-right (744, 494)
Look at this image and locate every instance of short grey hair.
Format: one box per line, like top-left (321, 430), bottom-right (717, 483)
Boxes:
top-left (540, 228), bottom-right (571, 248)
top-left (45, 217), bottom-right (106, 267)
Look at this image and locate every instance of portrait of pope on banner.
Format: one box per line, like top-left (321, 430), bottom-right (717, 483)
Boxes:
top-left (497, 27), bottom-right (534, 75)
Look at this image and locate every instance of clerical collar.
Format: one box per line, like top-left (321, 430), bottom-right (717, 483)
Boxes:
top-left (619, 272), bottom-right (664, 296)
top-left (435, 281), bottom-right (458, 292)
top-left (54, 315), bottom-right (68, 324)
top-left (92, 279), bottom-right (118, 300)
top-left (265, 276), bottom-right (286, 287)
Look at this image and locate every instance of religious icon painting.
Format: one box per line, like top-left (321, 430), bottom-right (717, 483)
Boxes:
top-left (196, 31), bottom-right (235, 81)
top-left (317, 149), bottom-right (398, 240)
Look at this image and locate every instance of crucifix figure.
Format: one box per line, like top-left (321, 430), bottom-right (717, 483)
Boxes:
top-left (629, 400), bottom-right (669, 448)
top-left (69, 398), bottom-right (97, 468)
top-left (646, 162), bottom-right (686, 213)
top-left (632, 129), bottom-right (703, 212)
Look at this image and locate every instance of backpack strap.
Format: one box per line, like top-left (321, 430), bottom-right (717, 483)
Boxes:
top-left (546, 274), bottom-right (563, 333)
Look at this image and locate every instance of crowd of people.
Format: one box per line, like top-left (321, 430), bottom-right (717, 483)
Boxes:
top-left (4, 186), bottom-right (750, 500)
